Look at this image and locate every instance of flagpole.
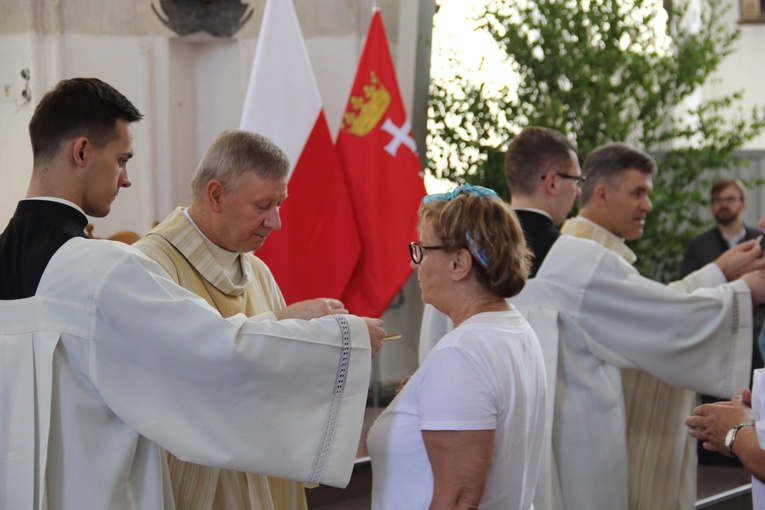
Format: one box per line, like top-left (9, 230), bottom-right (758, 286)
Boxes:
top-left (369, 0), bottom-right (379, 411)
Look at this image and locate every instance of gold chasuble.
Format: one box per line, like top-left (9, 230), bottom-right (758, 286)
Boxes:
top-left (134, 208), bottom-right (307, 510)
top-left (561, 217), bottom-right (696, 510)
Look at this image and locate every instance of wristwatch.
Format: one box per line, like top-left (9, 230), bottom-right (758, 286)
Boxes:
top-left (725, 422), bottom-right (755, 456)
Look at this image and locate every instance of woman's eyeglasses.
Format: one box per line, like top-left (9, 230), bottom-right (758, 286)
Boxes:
top-left (408, 242), bottom-right (448, 264)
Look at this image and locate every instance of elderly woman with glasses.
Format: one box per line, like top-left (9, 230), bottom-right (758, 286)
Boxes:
top-left (367, 184), bottom-right (547, 510)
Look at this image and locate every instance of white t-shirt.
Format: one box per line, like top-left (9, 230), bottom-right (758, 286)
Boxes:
top-left (367, 309), bottom-right (546, 510)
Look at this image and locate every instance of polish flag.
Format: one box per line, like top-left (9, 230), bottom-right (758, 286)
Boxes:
top-left (240, 0), bottom-right (361, 304)
top-left (336, 9), bottom-right (427, 318)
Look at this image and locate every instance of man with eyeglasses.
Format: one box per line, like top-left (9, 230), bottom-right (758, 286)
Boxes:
top-left (513, 142), bottom-right (765, 510)
top-left (681, 178), bottom-right (765, 468)
top-left (681, 178), bottom-right (762, 278)
top-left (506, 126), bottom-right (582, 278)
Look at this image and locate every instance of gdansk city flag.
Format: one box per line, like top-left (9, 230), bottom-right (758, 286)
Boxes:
top-left (240, 0), bottom-right (361, 304)
top-left (336, 9), bottom-right (427, 318)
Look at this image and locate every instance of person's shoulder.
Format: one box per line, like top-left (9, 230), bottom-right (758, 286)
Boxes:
top-left (245, 252), bottom-right (268, 269)
top-left (548, 234), bottom-right (606, 258)
top-left (133, 230), bottom-right (172, 255)
top-left (539, 234), bottom-right (631, 282)
top-left (131, 233), bottom-right (181, 280)
top-left (245, 253), bottom-right (278, 281)
top-left (516, 210), bottom-right (556, 231)
top-left (39, 237), bottom-right (140, 293)
top-left (745, 224), bottom-right (763, 238)
top-left (688, 226), bottom-right (720, 245)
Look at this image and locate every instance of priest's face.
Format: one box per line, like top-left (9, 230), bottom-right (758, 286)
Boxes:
top-left (602, 168), bottom-right (653, 240)
top-left (215, 172), bottom-right (287, 253)
top-left (81, 119), bottom-right (134, 217)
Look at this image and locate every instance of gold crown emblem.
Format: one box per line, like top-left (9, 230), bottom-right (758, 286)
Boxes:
top-left (341, 71), bottom-right (391, 136)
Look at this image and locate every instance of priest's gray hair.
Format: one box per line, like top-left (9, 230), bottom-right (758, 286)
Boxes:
top-left (580, 143), bottom-right (656, 205)
top-left (191, 130), bottom-right (289, 199)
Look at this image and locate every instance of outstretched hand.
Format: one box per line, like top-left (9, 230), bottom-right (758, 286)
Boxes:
top-left (741, 271), bottom-right (765, 307)
top-left (363, 317), bottom-right (385, 358)
top-left (273, 298), bottom-right (348, 321)
top-left (715, 238), bottom-right (765, 281)
top-left (274, 300), bottom-right (385, 358)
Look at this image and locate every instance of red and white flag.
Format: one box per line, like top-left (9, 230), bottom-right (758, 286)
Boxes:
top-left (337, 9), bottom-right (427, 318)
top-left (240, 0), bottom-right (361, 304)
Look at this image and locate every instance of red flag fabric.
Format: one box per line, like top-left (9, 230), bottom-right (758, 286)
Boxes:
top-left (336, 9), bottom-right (427, 318)
top-left (240, 0), bottom-right (361, 304)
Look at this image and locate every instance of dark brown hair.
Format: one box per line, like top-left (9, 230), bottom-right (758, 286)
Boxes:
top-left (29, 78), bottom-right (143, 164)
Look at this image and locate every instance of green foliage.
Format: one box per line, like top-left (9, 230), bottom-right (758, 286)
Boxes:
top-left (428, 0), bottom-right (765, 281)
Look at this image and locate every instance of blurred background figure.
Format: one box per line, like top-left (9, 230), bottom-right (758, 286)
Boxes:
top-left (681, 177), bottom-right (765, 467)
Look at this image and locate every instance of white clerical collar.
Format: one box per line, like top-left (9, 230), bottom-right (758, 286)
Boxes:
top-left (25, 196), bottom-right (87, 217)
top-left (513, 207), bottom-right (553, 221)
top-left (182, 208), bottom-right (243, 283)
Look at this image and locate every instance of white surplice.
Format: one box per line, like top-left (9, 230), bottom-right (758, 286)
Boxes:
top-left (0, 237), bottom-right (372, 510)
top-left (512, 235), bottom-right (752, 510)
top-left (562, 216), bottom-right (726, 510)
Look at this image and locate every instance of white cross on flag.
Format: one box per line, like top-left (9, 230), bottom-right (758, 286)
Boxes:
top-left (336, 9), bottom-right (427, 318)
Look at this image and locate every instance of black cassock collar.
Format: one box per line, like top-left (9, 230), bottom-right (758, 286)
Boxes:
top-left (0, 200), bottom-right (89, 299)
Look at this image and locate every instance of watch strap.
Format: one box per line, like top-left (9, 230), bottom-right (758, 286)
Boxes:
top-left (726, 422), bottom-right (755, 456)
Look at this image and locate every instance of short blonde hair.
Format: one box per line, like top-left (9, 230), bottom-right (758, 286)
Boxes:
top-left (191, 130), bottom-right (289, 199)
top-left (418, 190), bottom-right (531, 298)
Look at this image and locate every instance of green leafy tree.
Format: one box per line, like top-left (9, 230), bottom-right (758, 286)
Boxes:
top-left (429, 0), bottom-right (765, 281)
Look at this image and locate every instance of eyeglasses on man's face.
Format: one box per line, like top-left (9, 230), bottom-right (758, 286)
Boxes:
top-left (542, 172), bottom-right (587, 187)
top-left (409, 242), bottom-right (449, 264)
top-left (711, 196), bottom-right (743, 206)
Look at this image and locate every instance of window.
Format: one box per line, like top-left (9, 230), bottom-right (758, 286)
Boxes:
top-left (740, 0), bottom-right (765, 22)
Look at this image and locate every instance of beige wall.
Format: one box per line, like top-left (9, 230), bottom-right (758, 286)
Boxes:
top-left (701, 0), bottom-right (765, 150)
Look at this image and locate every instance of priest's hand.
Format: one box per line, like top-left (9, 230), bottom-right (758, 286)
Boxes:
top-left (715, 239), bottom-right (765, 281)
top-left (684, 393), bottom-right (754, 455)
top-left (362, 317), bottom-right (385, 358)
top-left (742, 271), bottom-right (765, 307)
top-left (273, 298), bottom-right (348, 320)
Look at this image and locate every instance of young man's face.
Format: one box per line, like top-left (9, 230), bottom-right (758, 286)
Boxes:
top-left (550, 149), bottom-right (583, 226)
top-left (81, 119), bottom-right (134, 218)
top-left (711, 184), bottom-right (745, 226)
top-left (600, 168), bottom-right (653, 241)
